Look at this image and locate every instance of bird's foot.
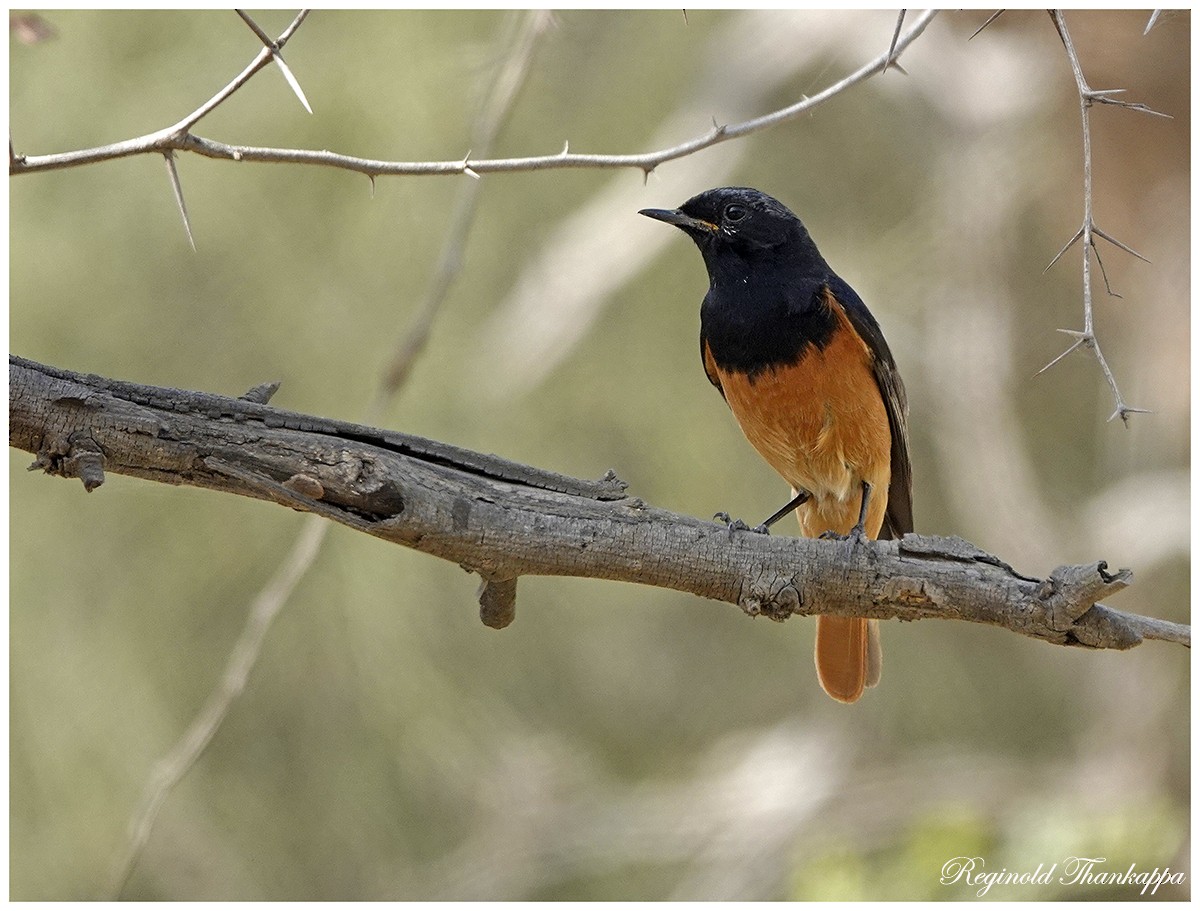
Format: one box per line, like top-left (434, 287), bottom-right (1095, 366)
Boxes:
top-left (714, 512), bottom-right (771, 540)
top-left (819, 523), bottom-right (869, 558)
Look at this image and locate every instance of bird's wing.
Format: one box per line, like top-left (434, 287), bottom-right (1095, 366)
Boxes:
top-left (701, 336), bottom-right (726, 400)
top-left (825, 275), bottom-right (914, 539)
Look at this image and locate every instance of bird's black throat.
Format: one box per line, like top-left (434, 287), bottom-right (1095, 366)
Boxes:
top-left (699, 251), bottom-right (837, 382)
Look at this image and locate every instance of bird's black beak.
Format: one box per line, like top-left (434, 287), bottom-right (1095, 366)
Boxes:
top-left (638, 208), bottom-right (718, 233)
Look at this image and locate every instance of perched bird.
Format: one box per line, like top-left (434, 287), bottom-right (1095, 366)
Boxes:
top-left (640, 187), bottom-right (913, 703)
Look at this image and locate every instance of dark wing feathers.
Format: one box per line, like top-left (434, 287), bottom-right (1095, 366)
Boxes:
top-left (824, 275), bottom-right (914, 540)
top-left (701, 337), bottom-right (726, 399)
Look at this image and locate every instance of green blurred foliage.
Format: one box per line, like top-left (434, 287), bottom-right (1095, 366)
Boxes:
top-left (10, 9), bottom-right (1189, 900)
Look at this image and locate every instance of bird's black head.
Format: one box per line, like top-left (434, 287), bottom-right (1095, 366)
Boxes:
top-left (639, 187), bottom-right (824, 277)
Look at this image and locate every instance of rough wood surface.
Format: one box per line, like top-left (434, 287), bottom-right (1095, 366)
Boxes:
top-left (10, 355), bottom-right (1190, 651)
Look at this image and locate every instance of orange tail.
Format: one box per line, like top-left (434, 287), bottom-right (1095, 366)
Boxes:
top-left (815, 616), bottom-right (882, 703)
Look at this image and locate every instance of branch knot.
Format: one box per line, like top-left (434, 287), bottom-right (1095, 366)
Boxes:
top-left (1038, 561), bottom-right (1133, 635)
top-left (740, 575), bottom-right (801, 622)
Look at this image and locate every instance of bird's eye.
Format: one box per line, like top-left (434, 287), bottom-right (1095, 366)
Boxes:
top-left (724, 204), bottom-right (748, 223)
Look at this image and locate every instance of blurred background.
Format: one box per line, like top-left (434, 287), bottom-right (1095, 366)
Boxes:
top-left (9, 9), bottom-right (1189, 901)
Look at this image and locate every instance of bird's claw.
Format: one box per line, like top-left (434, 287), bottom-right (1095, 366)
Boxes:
top-left (819, 522), bottom-right (867, 542)
top-left (714, 512), bottom-right (770, 539)
top-left (820, 523), bottom-right (869, 557)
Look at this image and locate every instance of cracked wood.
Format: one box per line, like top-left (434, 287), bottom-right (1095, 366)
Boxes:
top-left (9, 355), bottom-right (1190, 651)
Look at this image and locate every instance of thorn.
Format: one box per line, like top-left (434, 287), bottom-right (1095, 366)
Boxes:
top-left (1055, 328), bottom-right (1090, 341)
top-left (1140, 105), bottom-right (1172, 119)
top-left (561, 139), bottom-right (569, 156)
top-left (272, 52), bottom-right (313, 114)
top-left (1088, 237), bottom-right (1122, 298)
top-left (1092, 225), bottom-right (1151, 263)
top-left (236, 9), bottom-right (312, 114)
top-left (1044, 226), bottom-right (1085, 273)
top-left (162, 151), bottom-right (196, 251)
top-left (1085, 90), bottom-right (1171, 118)
top-left (1110, 404), bottom-right (1152, 425)
top-left (969, 10), bottom-right (1004, 40)
top-left (459, 147), bottom-right (480, 179)
top-left (1144, 10), bottom-right (1162, 35)
top-left (1036, 338), bottom-right (1086, 376)
top-left (886, 10), bottom-right (905, 65)
top-left (682, 9), bottom-right (688, 26)
top-left (367, 174), bottom-right (375, 198)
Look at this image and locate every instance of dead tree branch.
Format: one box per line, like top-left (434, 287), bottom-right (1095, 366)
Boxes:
top-left (10, 355), bottom-right (1189, 652)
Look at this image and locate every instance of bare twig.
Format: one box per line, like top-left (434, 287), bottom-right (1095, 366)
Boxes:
top-left (1040, 10), bottom-right (1162, 425)
top-left (106, 516), bottom-right (330, 898)
top-left (9, 10), bottom-right (310, 178)
top-left (10, 10), bottom-right (939, 179)
top-left (371, 9), bottom-right (550, 411)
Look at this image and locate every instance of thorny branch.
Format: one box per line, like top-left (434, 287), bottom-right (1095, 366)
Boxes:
top-left (10, 10), bottom-right (939, 181)
top-left (9, 10), bottom-right (309, 177)
top-left (1038, 10), bottom-right (1167, 425)
top-left (14, 10), bottom-right (310, 245)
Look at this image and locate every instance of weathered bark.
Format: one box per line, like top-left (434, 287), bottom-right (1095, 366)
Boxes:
top-left (9, 355), bottom-right (1189, 650)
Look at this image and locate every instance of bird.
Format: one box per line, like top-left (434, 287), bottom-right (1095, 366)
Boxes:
top-left (639, 187), bottom-right (913, 703)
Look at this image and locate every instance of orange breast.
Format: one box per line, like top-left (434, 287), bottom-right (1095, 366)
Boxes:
top-left (709, 294), bottom-right (892, 538)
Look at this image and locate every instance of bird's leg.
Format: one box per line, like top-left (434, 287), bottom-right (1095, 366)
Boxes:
top-left (818, 481), bottom-right (873, 549)
top-left (849, 479), bottom-right (872, 542)
top-left (758, 488), bottom-right (812, 531)
top-left (714, 489), bottom-right (811, 537)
